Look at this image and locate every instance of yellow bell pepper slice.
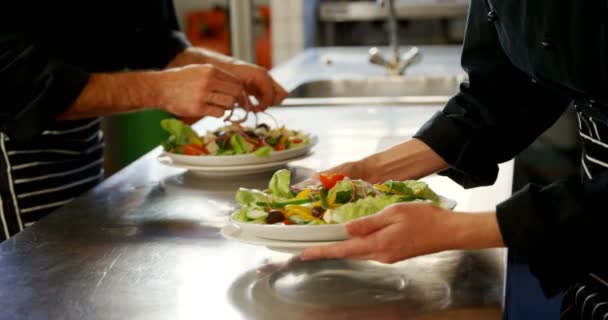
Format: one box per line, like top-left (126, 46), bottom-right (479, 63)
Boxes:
top-left (295, 189), bottom-right (312, 199)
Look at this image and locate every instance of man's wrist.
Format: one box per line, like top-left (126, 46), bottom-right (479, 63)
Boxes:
top-left (60, 70), bottom-right (165, 119)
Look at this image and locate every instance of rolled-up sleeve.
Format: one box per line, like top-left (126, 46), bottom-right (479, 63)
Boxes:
top-left (0, 32), bottom-right (89, 142)
top-left (413, 0), bottom-right (571, 188)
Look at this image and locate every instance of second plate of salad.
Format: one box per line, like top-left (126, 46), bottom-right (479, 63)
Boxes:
top-left (160, 119), bottom-right (317, 167)
top-left (229, 169), bottom-right (457, 242)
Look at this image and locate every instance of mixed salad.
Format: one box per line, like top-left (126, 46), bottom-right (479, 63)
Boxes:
top-left (160, 119), bottom-right (312, 157)
top-left (233, 169), bottom-right (442, 226)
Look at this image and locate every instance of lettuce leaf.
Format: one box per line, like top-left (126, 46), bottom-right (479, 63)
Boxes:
top-left (402, 180), bottom-right (439, 202)
top-left (233, 205), bottom-right (268, 222)
top-left (235, 188), bottom-right (277, 206)
top-left (268, 169), bottom-right (292, 198)
top-left (323, 195), bottom-right (405, 224)
top-left (254, 145), bottom-right (272, 157)
top-left (160, 119), bottom-right (198, 150)
top-left (230, 134), bottom-right (249, 154)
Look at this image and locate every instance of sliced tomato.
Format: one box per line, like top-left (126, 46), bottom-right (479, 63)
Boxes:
top-left (289, 137), bottom-right (303, 144)
top-left (283, 219), bottom-right (294, 225)
top-left (319, 173), bottom-right (346, 190)
top-left (183, 144), bottom-right (208, 155)
top-left (274, 136), bottom-right (287, 151)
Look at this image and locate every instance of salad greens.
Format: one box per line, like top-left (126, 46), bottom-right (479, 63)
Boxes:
top-left (160, 119), bottom-right (312, 157)
top-left (232, 169), bottom-right (443, 226)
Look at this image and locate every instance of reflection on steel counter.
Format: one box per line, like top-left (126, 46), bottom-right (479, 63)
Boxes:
top-left (228, 251), bottom-right (504, 320)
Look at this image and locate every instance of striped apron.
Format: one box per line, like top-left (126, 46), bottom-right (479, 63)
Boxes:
top-left (0, 118), bottom-right (104, 241)
top-left (560, 100), bottom-right (608, 320)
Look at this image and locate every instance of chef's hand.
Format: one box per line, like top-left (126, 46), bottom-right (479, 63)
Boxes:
top-left (157, 64), bottom-right (250, 118)
top-left (219, 62), bottom-right (288, 112)
top-left (167, 48), bottom-right (288, 113)
top-left (295, 139), bottom-right (450, 190)
top-left (300, 203), bottom-right (504, 263)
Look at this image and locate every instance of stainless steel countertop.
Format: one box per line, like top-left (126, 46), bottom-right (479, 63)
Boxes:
top-left (0, 47), bottom-right (512, 320)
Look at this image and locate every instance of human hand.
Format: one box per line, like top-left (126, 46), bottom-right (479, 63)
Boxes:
top-left (220, 62), bottom-right (288, 112)
top-left (300, 204), bottom-right (503, 263)
top-left (301, 202), bottom-right (452, 263)
top-left (156, 64), bottom-right (249, 118)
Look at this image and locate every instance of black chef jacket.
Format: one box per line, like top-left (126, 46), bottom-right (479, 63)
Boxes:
top-left (0, 0), bottom-right (190, 142)
top-left (414, 0), bottom-right (608, 297)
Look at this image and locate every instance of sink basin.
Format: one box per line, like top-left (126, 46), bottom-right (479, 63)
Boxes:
top-left (288, 75), bottom-right (465, 98)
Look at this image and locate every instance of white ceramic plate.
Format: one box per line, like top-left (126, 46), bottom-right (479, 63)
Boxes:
top-left (164, 135), bottom-right (318, 167)
top-left (220, 223), bottom-right (338, 254)
top-left (229, 195), bottom-right (457, 242)
top-left (158, 153), bottom-right (312, 177)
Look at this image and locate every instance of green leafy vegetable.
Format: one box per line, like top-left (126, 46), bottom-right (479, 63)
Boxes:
top-left (230, 134), bottom-right (248, 154)
top-left (328, 178), bottom-right (354, 204)
top-left (254, 145), bottom-right (272, 157)
top-left (323, 195), bottom-right (405, 224)
top-left (160, 119), bottom-right (199, 151)
top-left (268, 169), bottom-right (292, 198)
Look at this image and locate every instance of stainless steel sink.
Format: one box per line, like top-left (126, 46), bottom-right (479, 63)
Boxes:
top-left (283, 75), bottom-right (466, 106)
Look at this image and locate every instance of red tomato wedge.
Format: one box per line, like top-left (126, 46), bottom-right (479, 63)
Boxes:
top-left (183, 144), bottom-right (209, 155)
top-left (319, 173), bottom-right (346, 190)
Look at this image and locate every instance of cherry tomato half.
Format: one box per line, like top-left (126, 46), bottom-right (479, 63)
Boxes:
top-left (319, 173), bottom-right (346, 190)
top-left (183, 144), bottom-right (208, 155)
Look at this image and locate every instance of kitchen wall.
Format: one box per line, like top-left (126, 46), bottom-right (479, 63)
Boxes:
top-left (173, 0), bottom-right (307, 67)
top-left (174, 0), bottom-right (270, 29)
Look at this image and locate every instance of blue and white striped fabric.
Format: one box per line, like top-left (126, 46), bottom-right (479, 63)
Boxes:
top-left (0, 118), bottom-right (104, 240)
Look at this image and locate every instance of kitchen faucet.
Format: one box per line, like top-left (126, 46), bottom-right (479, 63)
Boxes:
top-left (369, 0), bottom-right (421, 75)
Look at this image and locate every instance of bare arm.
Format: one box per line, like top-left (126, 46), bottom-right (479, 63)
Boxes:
top-left (58, 64), bottom-right (246, 120)
top-left (321, 138), bottom-right (450, 183)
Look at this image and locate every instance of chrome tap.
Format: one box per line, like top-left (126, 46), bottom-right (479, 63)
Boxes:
top-left (369, 0), bottom-right (421, 75)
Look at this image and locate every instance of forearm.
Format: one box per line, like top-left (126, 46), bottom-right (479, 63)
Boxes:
top-left (166, 47), bottom-right (244, 70)
top-left (58, 71), bottom-right (162, 120)
top-left (360, 138), bottom-right (450, 183)
top-left (447, 211), bottom-right (505, 250)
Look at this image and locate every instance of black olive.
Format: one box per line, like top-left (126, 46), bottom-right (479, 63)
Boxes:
top-left (266, 210), bottom-right (285, 224)
top-left (256, 123), bottom-right (270, 131)
top-left (245, 130), bottom-right (258, 138)
top-left (311, 206), bottom-right (325, 218)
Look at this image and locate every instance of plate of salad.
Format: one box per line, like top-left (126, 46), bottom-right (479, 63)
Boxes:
top-left (229, 169), bottom-right (457, 242)
top-left (159, 119), bottom-right (317, 167)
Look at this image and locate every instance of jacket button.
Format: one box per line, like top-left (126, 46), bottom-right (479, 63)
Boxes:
top-left (487, 11), bottom-right (498, 22)
top-left (541, 40), bottom-right (551, 49)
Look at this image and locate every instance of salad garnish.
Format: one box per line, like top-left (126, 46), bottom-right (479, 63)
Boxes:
top-left (160, 119), bottom-right (312, 157)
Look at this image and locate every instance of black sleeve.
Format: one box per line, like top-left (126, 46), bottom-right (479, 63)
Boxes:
top-left (127, 0), bottom-right (191, 69)
top-left (497, 174), bottom-right (608, 297)
top-left (414, 0), bottom-right (604, 298)
top-left (413, 0), bottom-right (571, 188)
top-left (0, 32), bottom-right (90, 142)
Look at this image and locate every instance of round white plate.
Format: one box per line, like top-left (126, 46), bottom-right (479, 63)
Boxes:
top-left (164, 135), bottom-right (318, 167)
top-left (230, 195), bottom-right (457, 242)
top-left (158, 153), bottom-right (312, 177)
top-left (220, 223), bottom-right (338, 254)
